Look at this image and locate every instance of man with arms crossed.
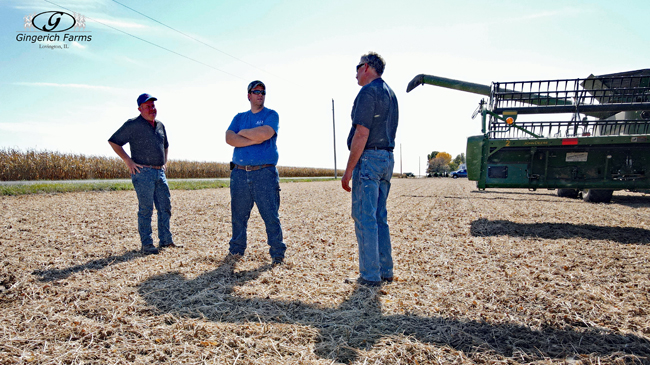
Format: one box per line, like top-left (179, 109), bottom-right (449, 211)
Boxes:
top-left (109, 93), bottom-right (175, 255)
top-left (226, 81), bottom-right (286, 266)
top-left (342, 52), bottom-right (399, 287)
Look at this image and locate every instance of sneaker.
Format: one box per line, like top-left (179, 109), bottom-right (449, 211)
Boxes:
top-left (381, 277), bottom-right (394, 283)
top-left (345, 277), bottom-right (381, 287)
top-left (159, 242), bottom-right (182, 249)
top-left (141, 245), bottom-right (159, 255)
top-left (271, 257), bottom-right (284, 266)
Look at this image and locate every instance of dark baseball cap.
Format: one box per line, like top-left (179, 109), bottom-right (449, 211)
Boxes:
top-left (137, 93), bottom-right (157, 106)
top-left (247, 80), bottom-right (265, 93)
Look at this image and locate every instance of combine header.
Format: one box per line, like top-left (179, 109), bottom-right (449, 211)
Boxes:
top-left (407, 69), bottom-right (650, 202)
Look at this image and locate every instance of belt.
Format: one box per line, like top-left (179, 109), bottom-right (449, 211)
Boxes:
top-left (365, 146), bottom-right (393, 152)
top-left (234, 163), bottom-right (275, 171)
top-left (142, 165), bottom-right (163, 170)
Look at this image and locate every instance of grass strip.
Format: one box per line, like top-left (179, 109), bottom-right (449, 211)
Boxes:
top-left (0, 178), bottom-right (335, 196)
top-left (0, 182), bottom-right (134, 196)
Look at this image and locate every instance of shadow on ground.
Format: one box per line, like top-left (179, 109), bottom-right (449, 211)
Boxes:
top-left (138, 259), bottom-right (650, 364)
top-left (610, 194), bottom-right (650, 208)
top-left (33, 250), bottom-right (141, 282)
top-left (470, 218), bottom-right (650, 245)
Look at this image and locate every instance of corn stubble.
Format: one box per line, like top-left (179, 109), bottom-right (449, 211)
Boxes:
top-left (1, 179), bottom-right (649, 364)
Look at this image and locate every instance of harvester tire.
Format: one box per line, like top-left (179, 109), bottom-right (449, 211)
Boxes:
top-left (582, 189), bottom-right (613, 203)
top-left (557, 189), bottom-right (579, 198)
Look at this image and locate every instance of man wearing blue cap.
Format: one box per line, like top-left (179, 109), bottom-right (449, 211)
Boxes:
top-left (225, 80), bottom-right (286, 265)
top-left (108, 93), bottom-right (175, 255)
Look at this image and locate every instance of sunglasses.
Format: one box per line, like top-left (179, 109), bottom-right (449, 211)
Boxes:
top-left (251, 90), bottom-right (266, 95)
top-left (356, 63), bottom-right (365, 71)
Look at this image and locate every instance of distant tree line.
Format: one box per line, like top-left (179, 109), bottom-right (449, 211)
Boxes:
top-left (426, 151), bottom-right (465, 176)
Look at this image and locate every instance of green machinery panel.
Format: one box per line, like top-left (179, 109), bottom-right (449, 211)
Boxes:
top-left (469, 135), bottom-right (650, 190)
top-left (408, 69), bottom-right (650, 200)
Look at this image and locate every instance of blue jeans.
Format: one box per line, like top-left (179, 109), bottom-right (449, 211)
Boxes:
top-left (131, 167), bottom-right (173, 247)
top-left (351, 150), bottom-right (394, 282)
top-left (229, 166), bottom-right (286, 258)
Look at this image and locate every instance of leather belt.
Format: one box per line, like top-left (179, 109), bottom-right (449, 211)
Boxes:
top-left (142, 165), bottom-right (163, 170)
top-left (365, 146), bottom-right (394, 152)
top-left (234, 163), bottom-right (275, 171)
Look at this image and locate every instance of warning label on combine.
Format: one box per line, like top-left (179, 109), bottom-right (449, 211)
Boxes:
top-left (566, 152), bottom-right (588, 162)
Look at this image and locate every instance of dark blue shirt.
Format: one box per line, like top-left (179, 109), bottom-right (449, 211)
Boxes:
top-left (108, 115), bottom-right (169, 166)
top-left (347, 78), bottom-right (399, 150)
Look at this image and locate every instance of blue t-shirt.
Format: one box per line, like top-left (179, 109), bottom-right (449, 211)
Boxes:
top-left (228, 107), bottom-right (279, 166)
top-left (347, 78), bottom-right (399, 150)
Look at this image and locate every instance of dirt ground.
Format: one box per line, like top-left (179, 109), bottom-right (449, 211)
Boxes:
top-left (1, 178), bottom-right (650, 364)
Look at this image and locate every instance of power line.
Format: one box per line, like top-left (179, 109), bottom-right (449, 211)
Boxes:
top-left (43, 0), bottom-right (246, 80)
top-left (110, 0), bottom-right (295, 85)
top-left (111, 1), bottom-right (259, 73)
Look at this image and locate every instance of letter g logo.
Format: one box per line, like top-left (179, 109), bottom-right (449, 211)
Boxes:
top-left (32, 11), bottom-right (76, 32)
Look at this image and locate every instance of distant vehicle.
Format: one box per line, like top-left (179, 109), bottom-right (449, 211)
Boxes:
top-left (402, 172), bottom-right (415, 178)
top-left (451, 169), bottom-right (467, 178)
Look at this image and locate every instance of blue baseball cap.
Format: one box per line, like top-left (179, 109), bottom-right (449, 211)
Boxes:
top-left (137, 93), bottom-right (157, 106)
top-left (247, 80), bottom-right (265, 93)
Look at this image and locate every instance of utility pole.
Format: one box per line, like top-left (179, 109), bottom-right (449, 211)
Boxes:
top-left (332, 99), bottom-right (337, 179)
top-left (399, 143), bottom-right (402, 177)
top-left (419, 156), bottom-right (421, 177)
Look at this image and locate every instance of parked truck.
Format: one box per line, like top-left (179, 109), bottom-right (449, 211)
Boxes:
top-left (407, 69), bottom-right (650, 202)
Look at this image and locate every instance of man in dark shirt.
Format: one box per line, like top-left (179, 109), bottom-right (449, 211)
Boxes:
top-left (342, 52), bottom-right (399, 287)
top-left (108, 93), bottom-right (175, 255)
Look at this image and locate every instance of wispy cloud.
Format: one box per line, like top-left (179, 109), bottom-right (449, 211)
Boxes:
top-left (518, 10), bottom-right (564, 21)
top-left (0, 121), bottom-right (56, 134)
top-left (91, 17), bottom-right (148, 29)
top-left (12, 0), bottom-right (111, 13)
top-left (469, 8), bottom-right (582, 29)
top-left (13, 82), bottom-right (122, 93)
top-left (117, 56), bottom-right (145, 67)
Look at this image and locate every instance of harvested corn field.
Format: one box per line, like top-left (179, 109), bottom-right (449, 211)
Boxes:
top-left (1, 178), bottom-right (650, 364)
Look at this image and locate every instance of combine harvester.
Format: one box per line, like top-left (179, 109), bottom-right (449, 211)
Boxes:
top-left (407, 69), bottom-right (650, 202)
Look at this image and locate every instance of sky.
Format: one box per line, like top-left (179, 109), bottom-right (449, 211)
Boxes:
top-left (1, 0), bottom-right (649, 176)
